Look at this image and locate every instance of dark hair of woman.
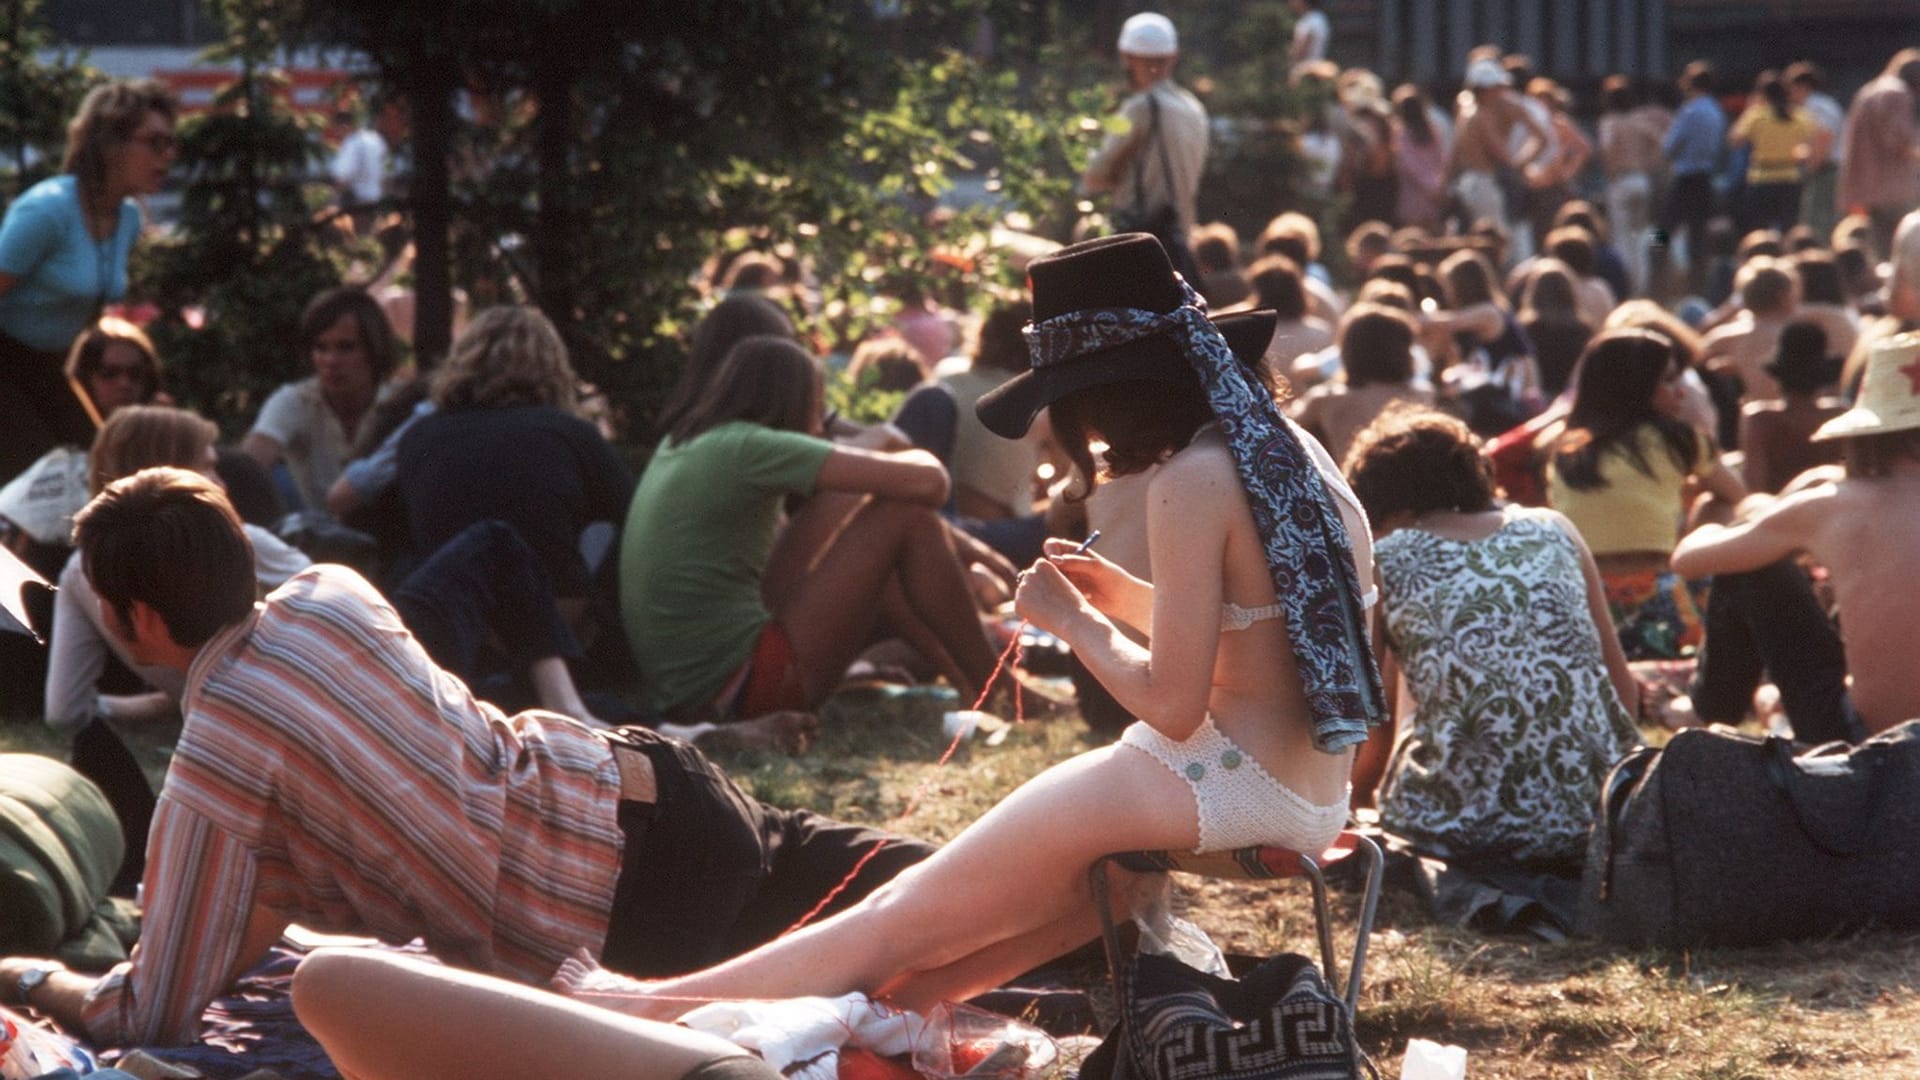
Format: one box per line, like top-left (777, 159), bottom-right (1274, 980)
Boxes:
top-left (1365, 254), bottom-right (1422, 299)
top-left (973, 298), bottom-right (1033, 374)
top-left (1391, 85), bottom-right (1435, 146)
top-left (1756, 70), bottom-right (1791, 122)
top-left (1833, 245), bottom-right (1875, 299)
top-left (65, 316), bottom-right (160, 402)
top-left (1355, 278), bottom-right (1415, 312)
top-left (669, 335), bottom-right (821, 444)
top-left (1247, 255), bottom-right (1309, 320)
top-left (1783, 224), bottom-right (1822, 252)
top-left (1601, 74), bottom-right (1634, 114)
top-left (1603, 300), bottom-right (1704, 372)
top-left (659, 294), bottom-right (799, 434)
top-left (1343, 406), bottom-right (1496, 522)
top-left (1338, 304), bottom-right (1416, 387)
top-left (1048, 348), bottom-right (1275, 493)
top-left (1519, 261), bottom-right (1593, 396)
top-left (1737, 229), bottom-right (1784, 263)
top-left (1439, 249), bottom-right (1504, 310)
top-left (1544, 227), bottom-right (1596, 278)
top-left (1793, 251), bottom-right (1845, 305)
top-left (1552, 329), bottom-right (1701, 491)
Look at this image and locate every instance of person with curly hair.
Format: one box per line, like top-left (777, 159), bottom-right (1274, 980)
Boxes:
top-left (1346, 406), bottom-right (1637, 865)
top-left (396, 305), bottom-right (633, 611)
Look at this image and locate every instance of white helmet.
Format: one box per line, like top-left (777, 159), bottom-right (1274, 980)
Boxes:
top-left (1118, 12), bottom-right (1178, 58)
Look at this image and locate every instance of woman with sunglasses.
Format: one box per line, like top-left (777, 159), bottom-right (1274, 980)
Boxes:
top-left (0, 80), bottom-right (178, 481)
top-left (64, 315), bottom-right (166, 422)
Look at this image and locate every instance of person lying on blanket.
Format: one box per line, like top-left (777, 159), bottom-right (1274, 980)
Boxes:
top-left (0, 467), bottom-right (930, 1046)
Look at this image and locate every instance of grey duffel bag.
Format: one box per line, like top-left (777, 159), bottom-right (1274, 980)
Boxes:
top-left (1578, 720), bottom-right (1920, 948)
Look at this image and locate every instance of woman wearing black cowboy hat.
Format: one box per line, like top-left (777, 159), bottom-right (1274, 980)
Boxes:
top-left (554, 234), bottom-right (1386, 1018)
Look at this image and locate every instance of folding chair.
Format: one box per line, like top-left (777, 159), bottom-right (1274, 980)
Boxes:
top-left (1087, 831), bottom-right (1385, 1016)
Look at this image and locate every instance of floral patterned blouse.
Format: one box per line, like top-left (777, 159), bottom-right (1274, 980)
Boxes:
top-left (1375, 510), bottom-right (1639, 864)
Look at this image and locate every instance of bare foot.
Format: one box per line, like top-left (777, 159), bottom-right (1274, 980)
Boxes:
top-left (842, 658), bottom-right (918, 687)
top-left (551, 949), bottom-right (692, 1021)
top-left (697, 711), bottom-right (820, 756)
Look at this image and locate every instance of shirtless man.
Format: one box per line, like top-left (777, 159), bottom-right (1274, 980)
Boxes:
top-left (1450, 58), bottom-right (1549, 235)
top-left (1700, 256), bottom-right (1802, 406)
top-left (1673, 332), bottom-right (1920, 741)
top-left (1599, 74), bottom-right (1665, 293)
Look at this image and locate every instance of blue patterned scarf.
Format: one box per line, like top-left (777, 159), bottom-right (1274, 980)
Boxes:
top-left (1024, 282), bottom-right (1385, 752)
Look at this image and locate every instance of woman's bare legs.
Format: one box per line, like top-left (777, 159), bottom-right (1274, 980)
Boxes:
top-left (293, 949), bottom-right (762, 1080)
top-left (765, 494), bottom-right (996, 705)
top-left (873, 862), bottom-right (1163, 1009)
top-left (559, 744), bottom-right (1199, 1021)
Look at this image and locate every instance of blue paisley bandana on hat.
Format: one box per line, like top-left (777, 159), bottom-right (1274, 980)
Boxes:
top-left (1023, 282), bottom-right (1386, 752)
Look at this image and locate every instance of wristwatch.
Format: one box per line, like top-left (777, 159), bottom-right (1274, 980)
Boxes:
top-left (15, 963), bottom-right (61, 1007)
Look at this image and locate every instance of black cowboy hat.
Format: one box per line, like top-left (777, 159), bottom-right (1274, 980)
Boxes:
top-left (975, 233), bottom-right (1278, 439)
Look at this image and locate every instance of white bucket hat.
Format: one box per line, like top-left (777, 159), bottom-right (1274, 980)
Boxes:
top-left (1118, 12), bottom-right (1178, 57)
top-left (1812, 332), bottom-right (1920, 441)
top-left (1464, 58), bottom-right (1512, 89)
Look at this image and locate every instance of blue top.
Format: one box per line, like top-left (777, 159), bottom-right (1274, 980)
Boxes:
top-left (0, 175), bottom-right (142, 353)
top-left (1662, 95), bottom-right (1726, 179)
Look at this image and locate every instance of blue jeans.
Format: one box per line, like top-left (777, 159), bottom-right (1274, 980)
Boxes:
top-left (391, 519), bottom-right (580, 682)
top-left (1691, 557), bottom-right (1860, 743)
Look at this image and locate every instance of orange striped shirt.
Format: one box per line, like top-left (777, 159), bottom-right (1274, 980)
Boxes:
top-left (81, 565), bottom-right (625, 1045)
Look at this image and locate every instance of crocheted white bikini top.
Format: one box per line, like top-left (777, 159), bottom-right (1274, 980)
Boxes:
top-left (1220, 586), bottom-right (1378, 632)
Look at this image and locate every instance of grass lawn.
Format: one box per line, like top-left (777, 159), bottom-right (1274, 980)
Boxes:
top-left (5, 686), bottom-right (1917, 1077)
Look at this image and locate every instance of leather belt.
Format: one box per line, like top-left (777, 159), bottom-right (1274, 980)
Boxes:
top-left (610, 742), bottom-right (657, 805)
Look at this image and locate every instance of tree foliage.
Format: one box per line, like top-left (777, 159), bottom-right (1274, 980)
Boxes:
top-left (271, 0), bottom-right (1113, 439)
top-left (0, 0), bottom-right (100, 197)
top-left (133, 0), bottom-right (346, 436)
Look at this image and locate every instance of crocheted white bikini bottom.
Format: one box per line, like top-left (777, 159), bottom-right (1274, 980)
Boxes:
top-left (1119, 715), bottom-right (1348, 855)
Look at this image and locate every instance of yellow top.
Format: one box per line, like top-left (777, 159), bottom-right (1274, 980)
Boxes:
top-left (1732, 105), bottom-right (1818, 185)
top-left (1548, 425), bottom-right (1709, 556)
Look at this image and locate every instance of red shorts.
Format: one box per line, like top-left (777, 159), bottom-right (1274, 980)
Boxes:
top-left (722, 620), bottom-right (809, 719)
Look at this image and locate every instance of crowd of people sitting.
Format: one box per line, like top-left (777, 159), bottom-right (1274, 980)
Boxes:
top-left (0, 27), bottom-right (1918, 1079)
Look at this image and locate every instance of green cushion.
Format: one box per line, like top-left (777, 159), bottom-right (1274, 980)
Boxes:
top-left (0, 753), bottom-right (126, 960)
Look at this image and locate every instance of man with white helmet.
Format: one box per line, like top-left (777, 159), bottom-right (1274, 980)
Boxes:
top-left (1083, 11), bottom-right (1208, 280)
top-left (1448, 57), bottom-right (1548, 237)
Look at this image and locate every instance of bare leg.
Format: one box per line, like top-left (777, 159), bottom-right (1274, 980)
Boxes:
top-left (294, 948), bottom-right (761, 1080)
top-left (770, 496), bottom-right (997, 706)
top-left (529, 657), bottom-right (600, 725)
top-left (874, 864), bottom-right (1161, 1010)
top-left (876, 577), bottom-right (963, 690)
top-left (579, 745), bottom-right (1199, 1021)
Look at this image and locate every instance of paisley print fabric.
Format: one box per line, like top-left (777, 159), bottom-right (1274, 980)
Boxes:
top-left (1023, 281), bottom-right (1386, 752)
top-left (1375, 512), bottom-right (1639, 863)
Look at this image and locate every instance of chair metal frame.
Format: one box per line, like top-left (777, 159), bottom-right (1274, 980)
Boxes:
top-left (1087, 831), bottom-right (1385, 1015)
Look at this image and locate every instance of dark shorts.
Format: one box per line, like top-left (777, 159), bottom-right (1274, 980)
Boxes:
top-left (680, 1056), bottom-right (781, 1080)
top-left (598, 728), bottom-right (934, 977)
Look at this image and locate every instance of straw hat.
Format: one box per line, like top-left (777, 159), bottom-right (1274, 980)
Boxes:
top-left (974, 234), bottom-right (1275, 439)
top-left (1812, 332), bottom-right (1920, 441)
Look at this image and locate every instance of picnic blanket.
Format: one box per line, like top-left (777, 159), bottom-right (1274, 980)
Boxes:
top-left (94, 947), bottom-right (338, 1080)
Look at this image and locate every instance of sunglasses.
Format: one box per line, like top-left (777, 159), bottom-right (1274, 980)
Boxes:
top-left (95, 362), bottom-right (152, 383)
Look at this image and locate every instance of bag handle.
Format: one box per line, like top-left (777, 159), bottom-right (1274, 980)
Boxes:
top-left (1128, 92), bottom-right (1177, 221)
top-left (1761, 736), bottom-right (1879, 859)
top-left (1592, 747), bottom-right (1660, 902)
